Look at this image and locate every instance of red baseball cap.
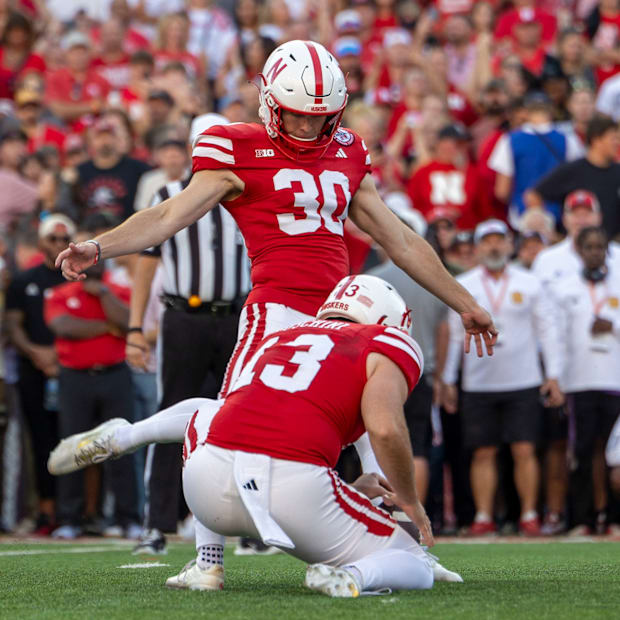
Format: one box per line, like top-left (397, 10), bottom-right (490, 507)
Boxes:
top-left (427, 206), bottom-right (459, 224)
top-left (564, 190), bottom-right (600, 213)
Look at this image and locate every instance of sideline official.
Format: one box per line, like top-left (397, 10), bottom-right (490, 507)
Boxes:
top-left (128, 116), bottom-right (250, 554)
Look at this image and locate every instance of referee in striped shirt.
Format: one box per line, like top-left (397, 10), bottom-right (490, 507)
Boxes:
top-left (127, 116), bottom-right (250, 553)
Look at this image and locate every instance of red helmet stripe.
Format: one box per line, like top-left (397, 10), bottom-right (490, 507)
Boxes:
top-left (305, 42), bottom-right (324, 104)
top-left (334, 275), bottom-right (356, 300)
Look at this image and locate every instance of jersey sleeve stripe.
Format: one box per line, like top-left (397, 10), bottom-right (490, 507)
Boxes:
top-left (192, 146), bottom-right (236, 165)
top-left (195, 135), bottom-right (233, 151)
top-left (373, 334), bottom-right (424, 371)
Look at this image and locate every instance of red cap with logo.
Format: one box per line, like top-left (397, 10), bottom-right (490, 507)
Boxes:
top-left (564, 190), bottom-right (600, 213)
top-left (426, 205), bottom-right (459, 224)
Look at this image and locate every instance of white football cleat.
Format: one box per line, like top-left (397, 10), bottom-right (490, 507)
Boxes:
top-left (165, 560), bottom-right (224, 591)
top-left (425, 552), bottom-right (464, 583)
top-left (305, 564), bottom-right (361, 598)
top-left (47, 418), bottom-right (130, 475)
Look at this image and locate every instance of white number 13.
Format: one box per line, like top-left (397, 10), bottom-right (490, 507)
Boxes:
top-left (274, 169), bottom-right (351, 236)
top-left (232, 334), bottom-right (335, 394)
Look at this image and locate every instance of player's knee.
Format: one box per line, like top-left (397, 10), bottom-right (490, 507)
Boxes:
top-left (473, 445), bottom-right (497, 462)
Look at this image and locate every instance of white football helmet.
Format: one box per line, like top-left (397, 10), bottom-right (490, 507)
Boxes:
top-left (258, 39), bottom-right (348, 160)
top-left (316, 275), bottom-right (412, 335)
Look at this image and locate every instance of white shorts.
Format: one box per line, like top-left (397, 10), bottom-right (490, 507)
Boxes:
top-left (183, 443), bottom-right (424, 566)
top-left (218, 303), bottom-right (313, 398)
top-left (606, 414), bottom-right (620, 467)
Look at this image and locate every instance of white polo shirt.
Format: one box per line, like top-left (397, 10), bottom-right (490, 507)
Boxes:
top-left (443, 264), bottom-right (562, 392)
top-left (551, 269), bottom-right (620, 393)
top-left (532, 237), bottom-right (620, 293)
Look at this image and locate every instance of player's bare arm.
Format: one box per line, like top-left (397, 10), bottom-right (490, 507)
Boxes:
top-left (55, 169), bottom-right (244, 280)
top-left (349, 174), bottom-right (497, 357)
top-left (361, 351), bottom-right (434, 547)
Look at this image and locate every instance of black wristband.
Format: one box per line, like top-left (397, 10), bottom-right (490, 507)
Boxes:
top-left (127, 327), bottom-right (143, 334)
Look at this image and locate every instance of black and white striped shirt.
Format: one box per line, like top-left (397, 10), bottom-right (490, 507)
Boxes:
top-left (142, 178), bottom-right (251, 302)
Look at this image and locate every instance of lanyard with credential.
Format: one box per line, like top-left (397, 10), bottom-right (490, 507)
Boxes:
top-left (481, 270), bottom-right (510, 317)
top-left (588, 281), bottom-right (609, 317)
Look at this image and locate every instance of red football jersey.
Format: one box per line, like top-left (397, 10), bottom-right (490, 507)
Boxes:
top-left (205, 320), bottom-right (423, 468)
top-left (192, 123), bottom-right (371, 315)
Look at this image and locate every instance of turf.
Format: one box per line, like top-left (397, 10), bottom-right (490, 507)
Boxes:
top-left (1, 541), bottom-right (619, 619)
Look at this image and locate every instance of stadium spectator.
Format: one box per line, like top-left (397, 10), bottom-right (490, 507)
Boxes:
top-left (0, 124), bottom-right (38, 232)
top-left (91, 17), bottom-right (132, 92)
top-left (143, 89), bottom-right (176, 151)
top-left (513, 231), bottom-right (547, 270)
top-left (134, 128), bottom-right (190, 212)
top-left (494, 1), bottom-right (557, 47)
top-left (5, 214), bottom-right (75, 535)
top-left (556, 28), bottom-right (596, 91)
top-left (74, 117), bottom-right (151, 223)
top-left (559, 86), bottom-right (596, 158)
top-left (45, 228), bottom-right (139, 539)
top-left (489, 92), bottom-right (580, 226)
top-left (526, 115), bottom-right (620, 239)
top-left (442, 219), bottom-right (563, 536)
top-left (407, 124), bottom-right (483, 230)
top-left (45, 31), bottom-right (110, 131)
top-left (0, 11), bottom-right (45, 100)
top-left (595, 68), bottom-right (620, 119)
top-left (552, 227), bottom-right (620, 535)
top-left (586, 0), bottom-right (620, 85)
top-left (14, 89), bottom-right (66, 155)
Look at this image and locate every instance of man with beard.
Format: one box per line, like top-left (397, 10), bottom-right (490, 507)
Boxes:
top-left (75, 117), bottom-right (151, 223)
top-left (441, 219), bottom-right (563, 536)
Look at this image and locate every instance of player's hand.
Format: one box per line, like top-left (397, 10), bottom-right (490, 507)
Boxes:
top-left (125, 331), bottom-right (150, 371)
top-left (441, 383), bottom-right (458, 414)
top-left (30, 345), bottom-right (57, 375)
top-left (540, 378), bottom-right (564, 408)
top-left (460, 305), bottom-right (497, 357)
top-left (400, 500), bottom-right (434, 547)
top-left (56, 242), bottom-right (98, 281)
top-left (351, 473), bottom-right (394, 502)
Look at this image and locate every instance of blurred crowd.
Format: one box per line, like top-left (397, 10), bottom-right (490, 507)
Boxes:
top-left (0, 0), bottom-right (619, 540)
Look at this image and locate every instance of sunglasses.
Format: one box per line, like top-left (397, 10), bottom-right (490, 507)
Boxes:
top-left (47, 235), bottom-right (71, 243)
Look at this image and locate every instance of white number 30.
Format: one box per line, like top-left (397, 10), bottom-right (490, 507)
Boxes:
top-left (274, 169), bottom-right (351, 236)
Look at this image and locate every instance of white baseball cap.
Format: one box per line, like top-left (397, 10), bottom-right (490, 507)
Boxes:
top-left (384, 192), bottom-right (427, 237)
top-left (38, 214), bottom-right (76, 239)
top-left (474, 219), bottom-right (509, 244)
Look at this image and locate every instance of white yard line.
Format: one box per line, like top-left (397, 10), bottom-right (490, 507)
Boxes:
top-left (0, 545), bottom-right (132, 557)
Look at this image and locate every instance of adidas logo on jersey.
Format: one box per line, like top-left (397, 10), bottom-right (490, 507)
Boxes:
top-left (242, 479), bottom-right (259, 491)
top-left (255, 148), bottom-right (275, 158)
top-left (335, 148), bottom-right (347, 159)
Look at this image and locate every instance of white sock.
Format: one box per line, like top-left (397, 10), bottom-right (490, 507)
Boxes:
top-left (114, 398), bottom-right (213, 452)
top-left (521, 510), bottom-right (538, 521)
top-left (344, 549), bottom-right (433, 592)
top-left (195, 517), bottom-right (225, 550)
top-left (474, 511), bottom-right (492, 523)
top-left (353, 433), bottom-right (386, 507)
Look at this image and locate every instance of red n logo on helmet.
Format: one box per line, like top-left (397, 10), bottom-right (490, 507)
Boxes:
top-left (265, 57), bottom-right (287, 84)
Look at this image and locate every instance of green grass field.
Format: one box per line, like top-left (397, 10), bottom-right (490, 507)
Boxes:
top-left (2, 541), bottom-right (619, 619)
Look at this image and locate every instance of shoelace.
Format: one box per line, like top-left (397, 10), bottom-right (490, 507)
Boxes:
top-left (178, 559), bottom-right (197, 582)
top-left (74, 439), bottom-right (109, 467)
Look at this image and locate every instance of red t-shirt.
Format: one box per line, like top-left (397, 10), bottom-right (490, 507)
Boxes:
top-left (591, 13), bottom-right (620, 84)
top-left (46, 68), bottom-right (110, 105)
top-left (0, 49), bottom-right (45, 99)
top-left (205, 321), bottom-right (422, 468)
top-left (44, 280), bottom-right (130, 369)
top-left (192, 123), bottom-right (371, 316)
top-left (407, 159), bottom-right (482, 230)
top-left (91, 54), bottom-right (131, 90)
top-left (27, 124), bottom-right (66, 154)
